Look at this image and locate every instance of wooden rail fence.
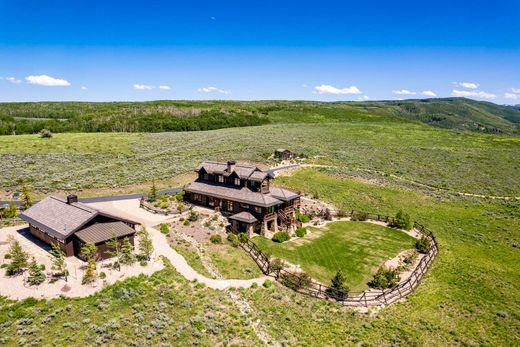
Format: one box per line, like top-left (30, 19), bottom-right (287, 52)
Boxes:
top-left (240, 210), bottom-right (439, 308)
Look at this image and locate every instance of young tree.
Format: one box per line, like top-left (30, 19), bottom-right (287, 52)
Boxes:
top-left (393, 210), bottom-right (412, 230)
top-left (20, 184), bottom-right (33, 210)
top-left (137, 227), bottom-right (154, 261)
top-left (81, 243), bottom-right (98, 285)
top-left (106, 234), bottom-right (122, 271)
top-left (27, 257), bottom-right (45, 286)
top-left (2, 203), bottom-right (18, 219)
top-left (326, 270), bottom-right (349, 300)
top-left (49, 242), bottom-right (69, 281)
top-left (148, 180), bottom-right (158, 201)
top-left (5, 236), bottom-right (29, 276)
top-left (119, 237), bottom-right (136, 267)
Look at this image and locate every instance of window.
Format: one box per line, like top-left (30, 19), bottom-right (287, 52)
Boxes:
top-left (192, 193), bottom-right (203, 202)
top-left (234, 178), bottom-right (241, 185)
top-left (217, 175), bottom-right (224, 183)
top-left (203, 173), bottom-right (208, 180)
top-left (255, 206), bottom-right (262, 214)
top-left (227, 201), bottom-right (234, 211)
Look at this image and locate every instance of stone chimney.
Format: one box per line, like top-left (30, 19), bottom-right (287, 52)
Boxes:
top-left (227, 160), bottom-right (236, 173)
top-left (67, 194), bottom-right (78, 204)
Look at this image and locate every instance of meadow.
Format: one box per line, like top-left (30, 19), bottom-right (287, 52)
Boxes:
top-left (254, 221), bottom-right (414, 291)
top-left (1, 121), bottom-right (519, 196)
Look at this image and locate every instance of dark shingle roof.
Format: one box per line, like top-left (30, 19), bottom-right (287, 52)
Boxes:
top-left (269, 186), bottom-right (300, 201)
top-left (229, 212), bottom-right (258, 223)
top-left (184, 181), bottom-right (299, 207)
top-left (75, 222), bottom-right (136, 244)
top-left (20, 196), bottom-right (139, 240)
top-left (196, 161), bottom-right (262, 180)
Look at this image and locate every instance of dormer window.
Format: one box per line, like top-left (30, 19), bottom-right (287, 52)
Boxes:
top-left (234, 178), bottom-right (240, 186)
top-left (217, 175), bottom-right (224, 183)
top-left (203, 173), bottom-right (208, 180)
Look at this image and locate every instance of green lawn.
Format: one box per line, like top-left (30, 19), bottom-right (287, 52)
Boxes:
top-left (254, 221), bottom-right (414, 291)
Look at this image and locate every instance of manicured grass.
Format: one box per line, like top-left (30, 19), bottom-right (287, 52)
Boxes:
top-left (254, 221), bottom-right (414, 291)
top-left (208, 243), bottom-right (263, 280)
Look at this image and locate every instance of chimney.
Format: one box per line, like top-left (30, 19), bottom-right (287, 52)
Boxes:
top-left (67, 194), bottom-right (78, 204)
top-left (227, 160), bottom-right (236, 172)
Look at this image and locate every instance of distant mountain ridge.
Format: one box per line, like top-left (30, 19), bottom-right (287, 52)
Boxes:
top-left (0, 98), bottom-right (519, 135)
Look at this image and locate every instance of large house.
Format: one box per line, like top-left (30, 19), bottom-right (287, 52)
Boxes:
top-left (20, 195), bottom-right (139, 260)
top-left (184, 161), bottom-right (301, 237)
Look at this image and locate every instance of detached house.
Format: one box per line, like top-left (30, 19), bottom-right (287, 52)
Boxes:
top-left (184, 161), bottom-right (301, 237)
top-left (20, 195), bottom-right (139, 260)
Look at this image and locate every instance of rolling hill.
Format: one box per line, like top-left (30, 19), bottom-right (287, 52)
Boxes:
top-left (0, 98), bottom-right (519, 135)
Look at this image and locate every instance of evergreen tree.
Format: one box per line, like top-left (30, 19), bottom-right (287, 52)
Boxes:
top-left (2, 203), bottom-right (18, 219)
top-left (80, 243), bottom-right (98, 285)
top-left (20, 184), bottom-right (33, 210)
top-left (106, 234), bottom-right (122, 271)
top-left (393, 210), bottom-right (412, 230)
top-left (5, 236), bottom-right (29, 276)
top-left (27, 257), bottom-right (45, 286)
top-left (49, 242), bottom-right (68, 281)
top-left (148, 180), bottom-right (158, 201)
top-left (119, 237), bottom-right (136, 266)
top-left (137, 227), bottom-right (154, 261)
top-left (326, 270), bottom-right (349, 300)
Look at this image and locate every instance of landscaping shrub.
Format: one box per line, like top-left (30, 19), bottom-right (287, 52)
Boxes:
top-left (183, 220), bottom-right (191, 226)
top-left (393, 210), bottom-right (413, 230)
top-left (263, 279), bottom-right (273, 288)
top-left (326, 270), bottom-right (349, 300)
top-left (238, 232), bottom-right (249, 243)
top-left (188, 210), bottom-right (199, 222)
top-left (351, 211), bottom-right (368, 221)
top-left (270, 258), bottom-right (285, 272)
top-left (2, 203), bottom-right (18, 219)
top-left (209, 235), bottom-right (222, 244)
top-left (226, 233), bottom-right (240, 247)
top-left (368, 266), bottom-right (400, 289)
top-left (39, 129), bottom-right (53, 138)
top-left (99, 272), bottom-right (106, 279)
top-left (415, 236), bottom-right (431, 253)
top-left (296, 210), bottom-right (311, 223)
top-left (281, 271), bottom-right (312, 290)
top-left (272, 231), bottom-right (290, 243)
top-left (160, 224), bottom-right (170, 235)
top-left (295, 227), bottom-right (307, 238)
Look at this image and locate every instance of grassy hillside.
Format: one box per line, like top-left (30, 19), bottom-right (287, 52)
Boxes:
top-left (1, 121), bottom-right (519, 196)
top-left (1, 98), bottom-right (519, 135)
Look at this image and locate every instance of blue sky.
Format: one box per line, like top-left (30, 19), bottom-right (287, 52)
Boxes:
top-left (0, 0), bottom-right (519, 103)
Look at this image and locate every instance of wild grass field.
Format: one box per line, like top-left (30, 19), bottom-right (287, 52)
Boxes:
top-left (1, 121), bottom-right (519, 196)
top-left (1, 101), bottom-right (519, 345)
top-left (254, 221), bottom-right (415, 291)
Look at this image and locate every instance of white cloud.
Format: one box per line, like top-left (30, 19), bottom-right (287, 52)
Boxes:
top-left (421, 90), bottom-right (437, 97)
top-left (197, 86), bottom-right (232, 94)
top-left (392, 89), bottom-right (416, 95)
top-left (159, 85), bottom-right (171, 90)
top-left (25, 75), bottom-right (70, 86)
top-left (133, 84), bottom-right (155, 90)
top-left (504, 93), bottom-right (518, 100)
top-left (451, 89), bottom-right (496, 99)
top-left (5, 77), bottom-right (22, 84)
top-left (511, 88), bottom-right (520, 94)
top-left (453, 81), bottom-right (479, 89)
top-left (313, 84), bottom-right (361, 95)
top-left (80, 86), bottom-right (87, 90)
top-left (357, 95), bottom-right (370, 101)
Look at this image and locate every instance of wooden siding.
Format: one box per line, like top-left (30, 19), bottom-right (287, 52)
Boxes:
top-left (29, 224), bottom-right (74, 257)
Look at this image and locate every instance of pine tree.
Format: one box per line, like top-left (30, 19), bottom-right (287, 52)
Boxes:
top-left (106, 234), bottom-right (122, 271)
top-left (148, 180), bottom-right (158, 201)
top-left (27, 257), bottom-right (45, 286)
top-left (5, 236), bottom-right (29, 276)
top-left (137, 227), bottom-right (154, 261)
top-left (326, 270), bottom-right (349, 300)
top-left (20, 184), bottom-right (33, 210)
top-left (119, 237), bottom-right (136, 266)
top-left (49, 242), bottom-right (69, 281)
top-left (80, 243), bottom-right (98, 285)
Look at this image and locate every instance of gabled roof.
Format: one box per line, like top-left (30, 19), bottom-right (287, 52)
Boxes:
top-left (229, 211), bottom-right (258, 223)
top-left (195, 161), bottom-right (263, 180)
top-left (75, 221), bottom-right (136, 244)
top-left (184, 181), bottom-right (283, 207)
top-left (20, 196), bottom-right (139, 241)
